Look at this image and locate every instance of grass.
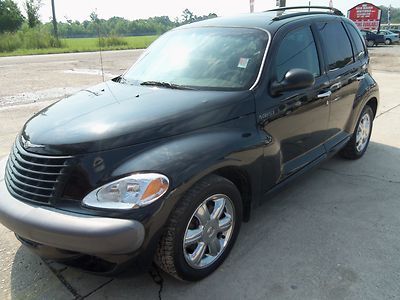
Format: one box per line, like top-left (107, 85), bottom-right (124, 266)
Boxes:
top-left (0, 35), bottom-right (158, 57)
top-left (0, 28), bottom-right (63, 53)
top-left (98, 35), bottom-right (128, 47)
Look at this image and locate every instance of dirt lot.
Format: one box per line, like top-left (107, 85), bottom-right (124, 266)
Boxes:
top-left (0, 45), bottom-right (400, 300)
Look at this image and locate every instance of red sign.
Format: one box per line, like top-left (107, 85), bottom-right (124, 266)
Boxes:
top-left (348, 2), bottom-right (382, 31)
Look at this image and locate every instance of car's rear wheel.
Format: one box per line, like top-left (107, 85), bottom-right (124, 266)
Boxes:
top-left (367, 40), bottom-right (374, 47)
top-left (385, 39), bottom-right (392, 45)
top-left (155, 174), bottom-right (242, 281)
top-left (340, 105), bottom-right (374, 160)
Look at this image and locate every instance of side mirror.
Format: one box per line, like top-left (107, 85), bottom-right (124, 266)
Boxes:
top-left (270, 68), bottom-right (315, 96)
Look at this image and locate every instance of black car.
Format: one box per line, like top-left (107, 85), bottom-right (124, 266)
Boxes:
top-left (0, 6), bottom-right (379, 281)
top-left (360, 29), bottom-right (385, 47)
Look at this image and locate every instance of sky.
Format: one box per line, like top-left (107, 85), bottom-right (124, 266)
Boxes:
top-left (15, 0), bottom-right (400, 23)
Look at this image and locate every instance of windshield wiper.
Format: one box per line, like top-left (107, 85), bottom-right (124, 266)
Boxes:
top-left (140, 81), bottom-right (195, 90)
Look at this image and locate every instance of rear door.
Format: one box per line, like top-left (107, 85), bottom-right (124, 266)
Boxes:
top-left (316, 21), bottom-right (365, 150)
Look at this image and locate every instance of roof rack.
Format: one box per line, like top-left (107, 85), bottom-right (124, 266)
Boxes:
top-left (267, 6), bottom-right (344, 20)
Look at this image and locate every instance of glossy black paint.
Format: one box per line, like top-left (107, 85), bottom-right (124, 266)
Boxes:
top-left (22, 82), bottom-right (254, 155)
top-left (3, 12), bottom-right (379, 272)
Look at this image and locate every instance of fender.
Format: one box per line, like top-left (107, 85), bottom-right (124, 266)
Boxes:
top-left (112, 115), bottom-right (264, 208)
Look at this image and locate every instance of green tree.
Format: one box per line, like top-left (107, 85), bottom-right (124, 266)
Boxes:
top-left (181, 8), bottom-right (195, 24)
top-left (24, 0), bottom-right (42, 28)
top-left (0, 0), bottom-right (24, 33)
top-left (180, 9), bottom-right (217, 25)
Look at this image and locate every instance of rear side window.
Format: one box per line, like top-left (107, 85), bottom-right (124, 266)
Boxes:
top-left (275, 26), bottom-right (320, 81)
top-left (317, 22), bottom-right (354, 71)
top-left (346, 23), bottom-right (366, 60)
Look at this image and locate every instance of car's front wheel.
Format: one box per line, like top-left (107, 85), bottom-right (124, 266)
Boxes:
top-left (155, 175), bottom-right (242, 281)
top-left (367, 40), bottom-right (374, 47)
top-left (340, 105), bottom-right (374, 160)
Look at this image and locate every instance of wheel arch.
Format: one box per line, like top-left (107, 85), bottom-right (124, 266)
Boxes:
top-left (366, 97), bottom-right (378, 118)
top-left (213, 166), bottom-right (253, 222)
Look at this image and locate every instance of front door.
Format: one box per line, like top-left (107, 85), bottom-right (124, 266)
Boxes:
top-left (257, 24), bottom-right (332, 191)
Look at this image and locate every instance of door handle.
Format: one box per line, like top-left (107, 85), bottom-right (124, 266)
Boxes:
top-left (317, 91), bottom-right (332, 99)
top-left (356, 74), bottom-right (365, 81)
top-left (330, 82), bottom-right (342, 90)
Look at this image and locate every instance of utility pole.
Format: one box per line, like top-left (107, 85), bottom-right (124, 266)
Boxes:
top-left (278, 0), bottom-right (286, 7)
top-left (51, 0), bottom-right (58, 39)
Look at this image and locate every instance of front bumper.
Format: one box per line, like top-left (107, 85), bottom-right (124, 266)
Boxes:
top-left (0, 158), bottom-right (145, 256)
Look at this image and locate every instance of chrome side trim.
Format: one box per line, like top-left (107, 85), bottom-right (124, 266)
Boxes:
top-left (249, 28), bottom-right (272, 91)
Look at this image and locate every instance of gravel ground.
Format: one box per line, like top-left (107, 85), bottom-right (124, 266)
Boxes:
top-left (0, 45), bottom-right (400, 300)
top-left (0, 49), bottom-right (142, 107)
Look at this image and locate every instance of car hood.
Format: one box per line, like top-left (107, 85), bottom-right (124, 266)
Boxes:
top-left (22, 81), bottom-right (255, 155)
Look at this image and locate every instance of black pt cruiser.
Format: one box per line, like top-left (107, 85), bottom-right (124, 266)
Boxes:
top-left (0, 7), bottom-right (379, 281)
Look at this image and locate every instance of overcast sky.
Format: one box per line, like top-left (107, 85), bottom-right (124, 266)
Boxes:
top-left (15, 0), bottom-right (400, 22)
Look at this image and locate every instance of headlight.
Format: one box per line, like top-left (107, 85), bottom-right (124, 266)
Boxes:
top-left (82, 173), bottom-right (169, 210)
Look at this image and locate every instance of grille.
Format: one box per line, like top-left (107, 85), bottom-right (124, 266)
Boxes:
top-left (5, 140), bottom-right (72, 204)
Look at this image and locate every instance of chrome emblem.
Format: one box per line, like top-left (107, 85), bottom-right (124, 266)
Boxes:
top-left (21, 136), bottom-right (45, 149)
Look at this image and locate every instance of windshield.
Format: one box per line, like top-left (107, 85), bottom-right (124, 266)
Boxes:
top-left (122, 27), bottom-right (269, 91)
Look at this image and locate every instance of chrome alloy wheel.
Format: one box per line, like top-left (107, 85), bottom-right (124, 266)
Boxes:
top-left (356, 112), bottom-right (371, 152)
top-left (183, 194), bottom-right (235, 269)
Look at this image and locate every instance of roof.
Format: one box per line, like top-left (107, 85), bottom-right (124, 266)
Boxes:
top-left (182, 7), bottom-right (346, 35)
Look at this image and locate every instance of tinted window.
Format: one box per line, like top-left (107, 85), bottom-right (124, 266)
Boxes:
top-left (275, 26), bottom-right (320, 81)
top-left (346, 23), bottom-right (366, 60)
top-left (317, 22), bottom-right (354, 71)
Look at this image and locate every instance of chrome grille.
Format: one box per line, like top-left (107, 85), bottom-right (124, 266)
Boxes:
top-left (5, 140), bottom-right (72, 204)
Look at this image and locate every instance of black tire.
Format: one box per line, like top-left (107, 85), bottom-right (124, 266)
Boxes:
top-left (385, 39), bottom-right (392, 45)
top-left (367, 40), bottom-right (374, 47)
top-left (340, 105), bottom-right (374, 160)
top-left (155, 174), bottom-right (242, 281)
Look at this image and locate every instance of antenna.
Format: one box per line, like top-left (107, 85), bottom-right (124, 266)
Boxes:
top-left (92, 9), bottom-right (105, 82)
top-left (97, 26), bottom-right (105, 82)
top-left (89, 9), bottom-right (120, 103)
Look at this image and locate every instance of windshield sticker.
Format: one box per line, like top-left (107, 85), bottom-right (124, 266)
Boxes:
top-left (238, 58), bottom-right (250, 69)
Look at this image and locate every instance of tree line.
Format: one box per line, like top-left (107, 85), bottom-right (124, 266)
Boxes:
top-left (49, 10), bottom-right (217, 38)
top-left (0, 0), bottom-right (217, 37)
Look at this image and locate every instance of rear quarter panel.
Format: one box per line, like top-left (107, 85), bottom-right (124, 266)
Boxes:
top-left (344, 73), bottom-right (379, 134)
